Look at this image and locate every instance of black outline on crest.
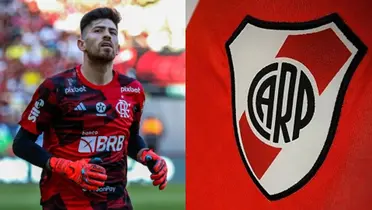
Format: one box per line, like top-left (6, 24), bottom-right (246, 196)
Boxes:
top-left (225, 13), bottom-right (367, 201)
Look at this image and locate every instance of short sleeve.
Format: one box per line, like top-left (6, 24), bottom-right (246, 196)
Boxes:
top-left (18, 78), bottom-right (58, 135)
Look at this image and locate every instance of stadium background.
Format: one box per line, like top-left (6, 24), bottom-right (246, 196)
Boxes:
top-left (0, 0), bottom-right (185, 209)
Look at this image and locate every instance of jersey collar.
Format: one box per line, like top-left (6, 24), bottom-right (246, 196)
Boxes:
top-left (75, 64), bottom-right (118, 90)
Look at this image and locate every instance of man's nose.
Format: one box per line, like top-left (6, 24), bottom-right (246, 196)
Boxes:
top-left (103, 30), bottom-right (112, 40)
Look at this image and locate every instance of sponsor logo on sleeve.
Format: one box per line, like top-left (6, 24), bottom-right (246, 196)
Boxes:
top-left (28, 99), bottom-right (45, 123)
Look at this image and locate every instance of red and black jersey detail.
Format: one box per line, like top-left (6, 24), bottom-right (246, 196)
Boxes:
top-left (19, 65), bottom-right (145, 209)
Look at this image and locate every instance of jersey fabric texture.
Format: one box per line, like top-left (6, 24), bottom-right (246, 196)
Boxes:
top-left (19, 65), bottom-right (145, 210)
top-left (187, 0), bottom-right (372, 209)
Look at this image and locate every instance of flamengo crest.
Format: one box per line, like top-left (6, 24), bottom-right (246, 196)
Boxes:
top-left (225, 13), bottom-right (366, 200)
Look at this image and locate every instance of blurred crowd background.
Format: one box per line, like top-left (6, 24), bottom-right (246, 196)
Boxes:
top-left (0, 0), bottom-right (185, 157)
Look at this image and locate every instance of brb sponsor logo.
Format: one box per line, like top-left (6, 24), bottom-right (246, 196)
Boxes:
top-left (78, 135), bottom-right (125, 153)
top-left (65, 86), bottom-right (87, 94)
top-left (121, 86), bottom-right (140, 93)
top-left (28, 99), bottom-right (44, 122)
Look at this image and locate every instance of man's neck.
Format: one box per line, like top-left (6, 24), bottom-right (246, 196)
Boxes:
top-left (81, 57), bottom-right (114, 86)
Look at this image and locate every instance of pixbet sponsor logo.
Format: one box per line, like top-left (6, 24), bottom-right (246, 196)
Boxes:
top-left (28, 99), bottom-right (44, 123)
top-left (65, 86), bottom-right (87, 94)
top-left (121, 86), bottom-right (140, 93)
top-left (78, 135), bottom-right (125, 153)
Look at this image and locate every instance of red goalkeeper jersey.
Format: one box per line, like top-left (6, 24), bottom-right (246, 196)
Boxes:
top-left (19, 65), bottom-right (145, 210)
top-left (187, 0), bottom-right (372, 209)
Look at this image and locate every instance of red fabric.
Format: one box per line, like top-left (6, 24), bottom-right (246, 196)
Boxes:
top-left (187, 0), bottom-right (372, 209)
top-left (136, 51), bottom-right (185, 86)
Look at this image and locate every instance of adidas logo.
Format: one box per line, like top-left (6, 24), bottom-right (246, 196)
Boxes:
top-left (74, 102), bottom-right (86, 111)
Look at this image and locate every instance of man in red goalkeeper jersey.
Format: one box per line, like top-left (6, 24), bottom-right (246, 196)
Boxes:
top-left (12, 7), bottom-right (168, 210)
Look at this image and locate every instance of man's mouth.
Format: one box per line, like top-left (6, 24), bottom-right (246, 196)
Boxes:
top-left (101, 42), bottom-right (113, 48)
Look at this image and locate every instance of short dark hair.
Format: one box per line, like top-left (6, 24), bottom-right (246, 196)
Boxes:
top-left (80, 7), bottom-right (122, 36)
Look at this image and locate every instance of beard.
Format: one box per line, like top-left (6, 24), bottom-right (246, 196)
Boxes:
top-left (86, 47), bottom-right (116, 63)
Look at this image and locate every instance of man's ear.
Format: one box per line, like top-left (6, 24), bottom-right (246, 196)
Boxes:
top-left (77, 38), bottom-right (86, 52)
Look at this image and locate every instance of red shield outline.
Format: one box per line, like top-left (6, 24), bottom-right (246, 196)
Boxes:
top-left (225, 13), bottom-right (367, 201)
